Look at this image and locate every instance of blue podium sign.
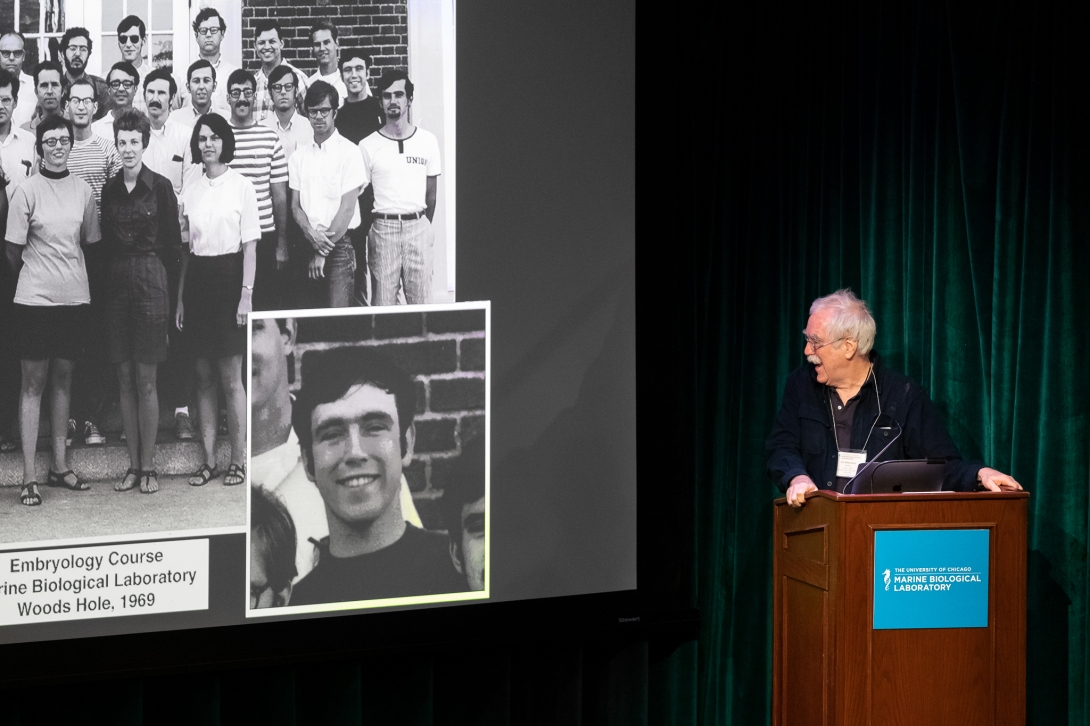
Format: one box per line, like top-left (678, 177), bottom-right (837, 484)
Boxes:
top-left (873, 529), bottom-right (990, 630)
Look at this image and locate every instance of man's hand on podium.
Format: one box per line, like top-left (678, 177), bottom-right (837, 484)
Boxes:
top-left (786, 475), bottom-right (818, 508)
top-left (977, 467), bottom-right (1023, 492)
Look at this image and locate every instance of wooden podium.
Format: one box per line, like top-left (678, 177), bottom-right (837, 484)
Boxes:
top-left (772, 490), bottom-right (1028, 726)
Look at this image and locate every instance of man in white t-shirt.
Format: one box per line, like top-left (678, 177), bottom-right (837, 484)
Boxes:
top-left (359, 70), bottom-right (441, 306)
top-left (307, 21), bottom-right (346, 109)
top-left (289, 81), bottom-right (364, 308)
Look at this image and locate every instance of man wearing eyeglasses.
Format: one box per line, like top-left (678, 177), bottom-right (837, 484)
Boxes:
top-left (176, 8), bottom-right (235, 118)
top-left (260, 65), bottom-right (313, 160)
top-left (766, 289), bottom-right (1023, 507)
top-left (59, 28), bottom-right (110, 121)
top-left (19, 61), bottom-right (64, 134)
top-left (0, 32), bottom-right (36, 129)
top-left (91, 62), bottom-right (140, 141)
top-left (225, 69), bottom-right (288, 312)
top-left (252, 20), bottom-right (308, 123)
top-left (288, 81), bottom-right (366, 309)
top-left (116, 15), bottom-right (149, 114)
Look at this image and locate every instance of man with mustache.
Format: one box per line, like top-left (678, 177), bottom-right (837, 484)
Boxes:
top-left (20, 61), bottom-right (64, 134)
top-left (59, 28), bottom-right (110, 121)
top-left (0, 32), bottom-right (36, 129)
top-left (766, 289), bottom-right (1023, 507)
top-left (116, 15), bottom-right (148, 114)
top-left (224, 69), bottom-right (288, 312)
top-left (287, 345), bottom-right (464, 605)
top-left (307, 21), bottom-right (346, 109)
top-left (359, 70), bottom-right (441, 306)
top-left (252, 19), bottom-right (308, 123)
top-left (91, 62), bottom-right (140, 141)
top-left (141, 67), bottom-right (198, 444)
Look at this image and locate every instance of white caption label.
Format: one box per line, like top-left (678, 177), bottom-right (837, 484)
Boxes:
top-left (0, 539), bottom-right (209, 626)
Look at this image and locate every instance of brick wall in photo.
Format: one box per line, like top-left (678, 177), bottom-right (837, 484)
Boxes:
top-left (292, 308), bottom-right (486, 530)
top-left (241, 0), bottom-right (408, 88)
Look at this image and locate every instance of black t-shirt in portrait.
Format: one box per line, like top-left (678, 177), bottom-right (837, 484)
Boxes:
top-left (290, 524), bottom-right (467, 605)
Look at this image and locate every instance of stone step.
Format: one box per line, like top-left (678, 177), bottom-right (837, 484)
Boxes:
top-left (0, 438), bottom-right (235, 488)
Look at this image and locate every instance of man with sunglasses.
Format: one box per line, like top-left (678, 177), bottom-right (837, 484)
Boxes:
top-left (116, 15), bottom-right (148, 114)
top-left (0, 32), bottom-right (36, 129)
top-left (766, 289), bottom-right (1022, 507)
top-left (59, 28), bottom-right (109, 121)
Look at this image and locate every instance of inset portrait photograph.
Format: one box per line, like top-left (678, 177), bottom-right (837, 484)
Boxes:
top-left (247, 303), bottom-right (488, 614)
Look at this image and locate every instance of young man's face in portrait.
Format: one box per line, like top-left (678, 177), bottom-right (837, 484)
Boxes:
top-left (306, 383), bottom-right (412, 527)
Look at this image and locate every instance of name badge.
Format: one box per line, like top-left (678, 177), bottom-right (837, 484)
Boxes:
top-left (837, 450), bottom-right (868, 478)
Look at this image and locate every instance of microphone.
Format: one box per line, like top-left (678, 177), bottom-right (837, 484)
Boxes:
top-left (842, 418), bottom-right (903, 494)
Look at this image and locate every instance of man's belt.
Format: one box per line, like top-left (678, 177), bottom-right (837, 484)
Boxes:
top-left (374, 210), bottom-right (426, 221)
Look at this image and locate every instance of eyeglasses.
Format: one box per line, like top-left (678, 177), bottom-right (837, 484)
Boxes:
top-left (803, 333), bottom-right (845, 352)
top-left (307, 107), bottom-right (333, 119)
top-left (66, 45), bottom-right (90, 55)
top-left (0, 97), bottom-right (14, 107)
top-left (196, 27), bottom-right (222, 37)
top-left (228, 89), bottom-right (255, 100)
top-left (118, 34), bottom-right (142, 45)
top-left (269, 83), bottom-right (295, 94)
top-left (0, 50), bottom-right (25, 60)
top-left (68, 96), bottom-right (95, 107)
top-left (108, 79), bottom-right (135, 90)
top-left (41, 137), bottom-right (72, 148)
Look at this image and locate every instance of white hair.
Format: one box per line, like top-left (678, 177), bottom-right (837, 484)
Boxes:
top-left (809, 289), bottom-right (876, 356)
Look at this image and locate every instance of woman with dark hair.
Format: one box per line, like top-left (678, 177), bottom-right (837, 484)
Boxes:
top-left (175, 114), bottom-right (259, 487)
top-left (102, 108), bottom-right (181, 494)
top-left (4, 114), bottom-right (101, 506)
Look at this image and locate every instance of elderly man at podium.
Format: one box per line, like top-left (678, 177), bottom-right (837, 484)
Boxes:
top-left (766, 289), bottom-right (1022, 508)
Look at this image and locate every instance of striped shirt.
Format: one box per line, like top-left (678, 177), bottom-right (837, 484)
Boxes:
top-left (67, 134), bottom-right (122, 213)
top-left (226, 123), bottom-right (287, 233)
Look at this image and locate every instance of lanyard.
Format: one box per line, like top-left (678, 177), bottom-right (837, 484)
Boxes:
top-left (828, 365), bottom-right (880, 452)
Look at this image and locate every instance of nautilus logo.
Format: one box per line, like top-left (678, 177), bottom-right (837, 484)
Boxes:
top-left (883, 569), bottom-right (891, 591)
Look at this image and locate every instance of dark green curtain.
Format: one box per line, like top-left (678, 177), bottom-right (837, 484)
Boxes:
top-left (691, 1), bottom-right (1089, 724)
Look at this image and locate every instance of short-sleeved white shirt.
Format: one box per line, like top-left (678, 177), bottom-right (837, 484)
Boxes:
top-left (0, 125), bottom-right (36, 198)
top-left (359, 127), bottom-right (441, 214)
top-left (308, 69), bottom-right (347, 108)
top-left (6, 172), bottom-right (102, 305)
top-left (289, 130), bottom-right (366, 230)
top-left (180, 167), bottom-right (261, 257)
top-left (261, 110), bottom-right (314, 160)
top-left (145, 116), bottom-right (194, 198)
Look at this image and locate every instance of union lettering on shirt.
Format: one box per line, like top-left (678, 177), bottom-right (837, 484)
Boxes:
top-left (405, 155), bottom-right (429, 165)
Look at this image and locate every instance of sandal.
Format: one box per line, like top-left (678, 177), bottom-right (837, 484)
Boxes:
top-left (223, 463), bottom-right (246, 486)
top-left (47, 469), bottom-right (90, 491)
top-left (189, 463), bottom-right (219, 487)
top-left (141, 470), bottom-right (160, 494)
top-left (20, 483), bottom-right (42, 506)
top-left (115, 468), bottom-right (141, 492)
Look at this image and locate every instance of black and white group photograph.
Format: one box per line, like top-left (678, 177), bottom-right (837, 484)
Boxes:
top-left (248, 305), bottom-right (487, 613)
top-left (0, 0), bottom-right (456, 552)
